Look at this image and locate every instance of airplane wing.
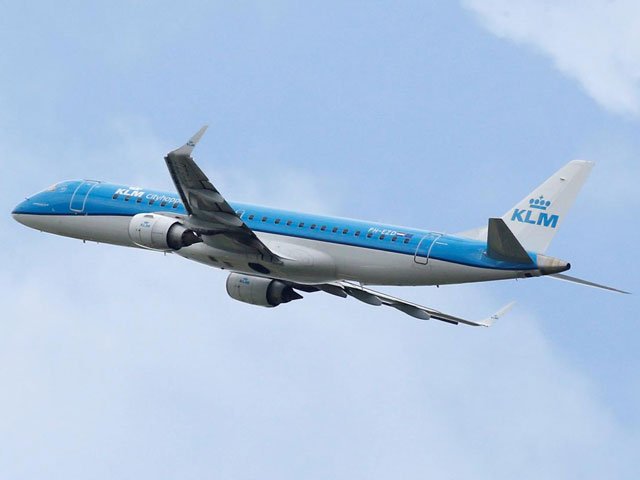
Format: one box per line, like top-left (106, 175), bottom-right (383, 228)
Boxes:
top-left (310, 281), bottom-right (515, 327)
top-left (164, 126), bottom-right (282, 264)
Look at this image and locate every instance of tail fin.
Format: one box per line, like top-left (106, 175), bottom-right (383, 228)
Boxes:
top-left (458, 160), bottom-right (594, 253)
top-left (502, 160), bottom-right (594, 253)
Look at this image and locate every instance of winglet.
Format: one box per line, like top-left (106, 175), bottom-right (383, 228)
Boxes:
top-left (480, 301), bottom-right (516, 327)
top-left (170, 125), bottom-right (209, 157)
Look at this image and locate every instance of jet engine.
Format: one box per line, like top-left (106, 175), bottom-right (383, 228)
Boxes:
top-left (128, 213), bottom-right (201, 251)
top-left (226, 273), bottom-right (302, 307)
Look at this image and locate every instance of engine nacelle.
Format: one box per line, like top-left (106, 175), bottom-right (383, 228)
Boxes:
top-left (128, 213), bottom-right (201, 251)
top-left (226, 273), bottom-right (302, 307)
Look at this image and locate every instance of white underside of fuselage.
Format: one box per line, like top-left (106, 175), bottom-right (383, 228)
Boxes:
top-left (13, 213), bottom-right (524, 286)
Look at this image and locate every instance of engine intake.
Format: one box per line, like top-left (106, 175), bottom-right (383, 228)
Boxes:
top-left (128, 213), bottom-right (201, 251)
top-left (226, 273), bottom-right (302, 307)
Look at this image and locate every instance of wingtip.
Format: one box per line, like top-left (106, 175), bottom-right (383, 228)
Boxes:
top-left (169, 125), bottom-right (209, 157)
top-left (192, 124), bottom-right (208, 141)
top-left (481, 301), bottom-right (516, 327)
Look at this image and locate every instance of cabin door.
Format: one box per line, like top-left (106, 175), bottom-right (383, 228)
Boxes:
top-left (414, 233), bottom-right (443, 265)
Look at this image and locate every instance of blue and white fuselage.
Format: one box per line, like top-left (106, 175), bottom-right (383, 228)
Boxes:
top-left (13, 179), bottom-right (554, 286)
top-left (12, 128), bottom-right (625, 326)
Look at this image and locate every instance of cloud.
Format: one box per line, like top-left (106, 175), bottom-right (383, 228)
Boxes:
top-left (463, 0), bottom-right (640, 116)
top-left (0, 249), bottom-right (638, 478)
top-left (0, 115), bottom-right (342, 218)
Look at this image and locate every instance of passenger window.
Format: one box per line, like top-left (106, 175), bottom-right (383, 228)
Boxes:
top-left (311, 224), bottom-right (317, 230)
top-left (366, 232), bottom-right (373, 238)
top-left (137, 197), bottom-right (143, 204)
top-left (275, 218), bottom-right (281, 224)
top-left (112, 193), bottom-right (119, 199)
top-left (342, 229), bottom-right (348, 234)
top-left (320, 226), bottom-right (327, 231)
top-left (261, 216), bottom-right (267, 222)
top-left (355, 231), bottom-right (361, 237)
top-left (332, 227), bottom-right (338, 233)
top-left (403, 238), bottom-right (410, 244)
top-left (248, 214), bottom-right (255, 220)
top-left (160, 201), bottom-right (167, 207)
top-left (298, 222), bottom-right (304, 228)
top-left (379, 234), bottom-right (385, 240)
top-left (124, 196), bottom-right (131, 202)
top-left (172, 202), bottom-right (179, 208)
top-left (149, 199), bottom-right (155, 205)
top-left (391, 236), bottom-right (397, 242)
top-left (286, 220), bottom-right (292, 226)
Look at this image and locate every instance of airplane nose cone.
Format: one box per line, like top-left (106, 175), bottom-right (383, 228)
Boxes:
top-left (537, 254), bottom-right (571, 275)
top-left (12, 198), bottom-right (29, 214)
top-left (12, 212), bottom-right (28, 226)
top-left (11, 199), bottom-right (32, 226)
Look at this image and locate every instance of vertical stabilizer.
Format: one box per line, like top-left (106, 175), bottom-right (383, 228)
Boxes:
top-left (501, 160), bottom-right (593, 253)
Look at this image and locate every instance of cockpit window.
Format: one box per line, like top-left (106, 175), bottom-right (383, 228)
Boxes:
top-left (36, 180), bottom-right (83, 196)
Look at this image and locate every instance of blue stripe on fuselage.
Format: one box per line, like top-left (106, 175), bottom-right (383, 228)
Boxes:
top-left (14, 180), bottom-right (538, 271)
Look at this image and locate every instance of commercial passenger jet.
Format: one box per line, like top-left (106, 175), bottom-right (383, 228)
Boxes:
top-left (12, 127), bottom-right (628, 327)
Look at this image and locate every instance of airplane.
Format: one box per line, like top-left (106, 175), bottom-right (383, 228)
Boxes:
top-left (11, 126), bottom-right (628, 327)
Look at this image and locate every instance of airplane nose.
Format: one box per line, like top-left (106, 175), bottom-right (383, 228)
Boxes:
top-left (11, 213), bottom-right (26, 226)
top-left (12, 198), bottom-right (29, 214)
top-left (11, 199), bottom-right (31, 226)
top-left (537, 254), bottom-right (571, 275)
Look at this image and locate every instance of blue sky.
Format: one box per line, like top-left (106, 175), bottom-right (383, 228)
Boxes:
top-left (1, 1), bottom-right (639, 478)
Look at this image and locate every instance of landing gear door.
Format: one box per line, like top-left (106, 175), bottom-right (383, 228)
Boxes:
top-left (414, 233), bottom-right (443, 265)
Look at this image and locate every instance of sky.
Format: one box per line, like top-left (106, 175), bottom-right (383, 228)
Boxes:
top-left (1, 1), bottom-right (639, 478)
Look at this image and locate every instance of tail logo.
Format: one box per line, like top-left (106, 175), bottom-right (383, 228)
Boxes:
top-left (511, 196), bottom-right (559, 228)
top-left (529, 195), bottom-right (551, 210)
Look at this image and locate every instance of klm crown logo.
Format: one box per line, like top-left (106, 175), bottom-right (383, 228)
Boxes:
top-left (511, 195), bottom-right (559, 228)
top-left (529, 195), bottom-right (551, 210)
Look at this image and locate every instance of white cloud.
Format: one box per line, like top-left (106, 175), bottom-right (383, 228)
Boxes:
top-left (0, 115), bottom-right (341, 217)
top-left (214, 167), bottom-right (341, 215)
top-left (94, 118), bottom-right (341, 213)
top-left (0, 250), bottom-right (637, 478)
top-left (463, 0), bottom-right (640, 116)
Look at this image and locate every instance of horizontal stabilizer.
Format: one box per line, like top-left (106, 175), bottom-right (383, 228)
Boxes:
top-left (549, 273), bottom-right (630, 294)
top-left (487, 218), bottom-right (533, 264)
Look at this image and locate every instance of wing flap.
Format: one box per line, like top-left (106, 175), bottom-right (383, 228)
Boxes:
top-left (324, 281), bottom-right (514, 327)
